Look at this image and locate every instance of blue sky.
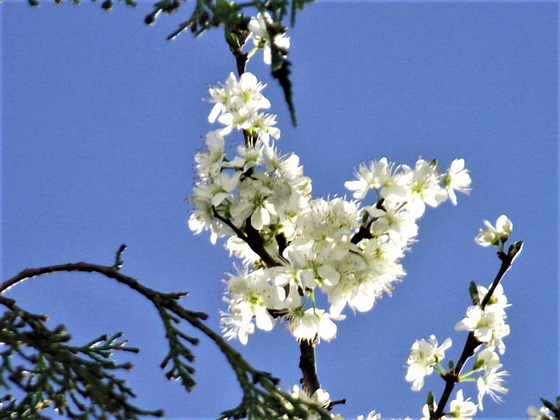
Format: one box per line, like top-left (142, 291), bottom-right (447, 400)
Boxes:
top-left (2, 1), bottom-right (558, 419)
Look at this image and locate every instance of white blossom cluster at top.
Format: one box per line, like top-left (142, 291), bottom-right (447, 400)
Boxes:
top-left (188, 70), bottom-right (472, 347)
top-left (184, 11), bottom-right (525, 419)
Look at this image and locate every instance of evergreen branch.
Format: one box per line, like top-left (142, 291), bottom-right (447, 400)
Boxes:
top-left (0, 306), bottom-right (163, 419)
top-left (157, 306), bottom-right (198, 391)
top-left (2, 254), bottom-right (331, 418)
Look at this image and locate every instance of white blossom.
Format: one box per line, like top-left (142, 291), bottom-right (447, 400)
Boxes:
top-left (401, 159), bottom-right (448, 218)
top-left (477, 367), bottom-right (509, 410)
top-left (356, 412), bottom-right (382, 420)
top-left (406, 335), bottom-right (452, 391)
top-left (194, 130), bottom-right (226, 179)
top-left (288, 308), bottom-right (344, 342)
top-left (344, 157), bottom-right (408, 200)
top-left (455, 292), bottom-right (510, 353)
top-left (527, 405), bottom-right (553, 420)
top-left (248, 12), bottom-right (290, 65)
top-left (442, 158), bottom-right (472, 205)
top-left (208, 72), bottom-right (272, 135)
top-left (473, 348), bottom-right (501, 371)
top-left (220, 268), bottom-right (286, 344)
top-left (449, 389), bottom-right (477, 419)
top-left (191, 72), bottom-right (473, 345)
top-left (475, 215), bottom-right (513, 247)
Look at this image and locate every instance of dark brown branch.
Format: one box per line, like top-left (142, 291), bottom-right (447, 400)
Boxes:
top-left (299, 339), bottom-right (321, 397)
top-left (351, 221), bottom-right (373, 244)
top-left (0, 262), bottom-right (208, 321)
top-left (211, 207), bottom-right (280, 268)
top-left (351, 198), bottom-right (384, 244)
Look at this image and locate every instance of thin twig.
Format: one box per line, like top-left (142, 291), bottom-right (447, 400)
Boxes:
top-left (0, 262), bottom-right (208, 321)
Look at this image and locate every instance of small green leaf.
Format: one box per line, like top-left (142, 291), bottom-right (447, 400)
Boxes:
top-left (507, 240), bottom-right (523, 262)
top-left (541, 398), bottom-right (555, 412)
top-left (272, 58), bottom-right (297, 126)
top-left (427, 391), bottom-right (434, 405)
top-left (215, 0), bottom-right (239, 26)
top-left (469, 281), bottom-right (479, 305)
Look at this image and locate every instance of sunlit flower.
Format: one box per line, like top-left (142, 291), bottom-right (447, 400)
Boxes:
top-left (475, 215), bottom-right (513, 247)
top-left (473, 348), bottom-right (501, 371)
top-left (344, 157), bottom-right (408, 200)
top-left (195, 130), bottom-right (226, 178)
top-left (208, 72), bottom-right (271, 134)
top-left (402, 159), bottom-right (448, 218)
top-left (449, 389), bottom-right (477, 419)
top-left (288, 308), bottom-right (344, 342)
top-left (477, 367), bottom-right (509, 410)
top-left (248, 12), bottom-right (290, 65)
top-left (357, 411), bottom-right (382, 420)
top-left (527, 405), bottom-right (553, 420)
top-left (406, 335), bottom-right (452, 391)
top-left (455, 304), bottom-right (510, 349)
top-left (220, 268), bottom-right (286, 344)
top-left (442, 158), bottom-right (472, 205)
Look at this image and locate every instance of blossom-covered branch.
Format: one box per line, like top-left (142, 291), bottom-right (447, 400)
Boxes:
top-left (188, 48), bottom-right (473, 413)
top-left (405, 215), bottom-right (523, 419)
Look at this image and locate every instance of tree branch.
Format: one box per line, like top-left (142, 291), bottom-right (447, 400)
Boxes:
top-left (0, 262), bottom-right (208, 321)
top-left (299, 339), bottom-right (321, 396)
top-left (2, 255), bottom-right (334, 418)
top-left (432, 241), bottom-right (523, 419)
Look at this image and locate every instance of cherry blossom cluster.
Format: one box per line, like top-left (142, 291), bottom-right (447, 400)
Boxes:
top-left (405, 215), bottom-right (514, 419)
top-left (188, 71), bottom-right (472, 348)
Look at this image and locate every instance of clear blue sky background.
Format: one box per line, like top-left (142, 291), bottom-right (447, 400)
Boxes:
top-left (2, 2), bottom-right (558, 419)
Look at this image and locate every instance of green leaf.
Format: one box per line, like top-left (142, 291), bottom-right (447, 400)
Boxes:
top-left (427, 391), bottom-right (435, 405)
top-left (507, 240), bottom-right (523, 262)
top-left (469, 280), bottom-right (479, 305)
top-left (215, 0), bottom-right (239, 26)
top-left (541, 398), bottom-right (555, 411)
top-left (272, 58), bottom-right (297, 127)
